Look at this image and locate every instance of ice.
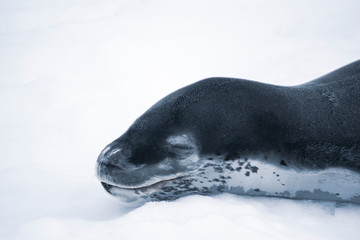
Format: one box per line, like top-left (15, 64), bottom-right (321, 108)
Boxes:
top-left (1, 0), bottom-right (360, 239)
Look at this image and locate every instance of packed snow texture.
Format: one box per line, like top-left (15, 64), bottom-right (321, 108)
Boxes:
top-left (1, 0), bottom-right (360, 239)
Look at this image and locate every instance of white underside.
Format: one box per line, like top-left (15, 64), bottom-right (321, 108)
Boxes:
top-left (199, 159), bottom-right (360, 201)
top-left (104, 157), bottom-right (360, 204)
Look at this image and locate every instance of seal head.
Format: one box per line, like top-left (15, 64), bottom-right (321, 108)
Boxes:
top-left (97, 60), bottom-right (360, 204)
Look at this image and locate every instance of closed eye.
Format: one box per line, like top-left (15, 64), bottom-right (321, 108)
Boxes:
top-left (171, 144), bottom-right (194, 150)
top-left (165, 134), bottom-right (198, 156)
top-left (161, 143), bottom-right (196, 158)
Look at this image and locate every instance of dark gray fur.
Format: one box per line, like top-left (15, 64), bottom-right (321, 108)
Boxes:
top-left (97, 60), bottom-right (360, 202)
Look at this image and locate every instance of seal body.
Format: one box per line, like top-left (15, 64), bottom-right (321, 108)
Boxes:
top-left (97, 60), bottom-right (360, 204)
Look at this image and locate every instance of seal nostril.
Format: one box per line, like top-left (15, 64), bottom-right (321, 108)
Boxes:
top-left (107, 148), bottom-right (121, 157)
top-left (98, 146), bottom-right (126, 164)
top-left (104, 162), bottom-right (124, 171)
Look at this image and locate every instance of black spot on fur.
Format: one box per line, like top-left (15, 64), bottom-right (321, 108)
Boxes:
top-left (280, 160), bottom-right (288, 166)
top-left (204, 163), bottom-right (217, 167)
top-left (244, 163), bottom-right (258, 173)
top-left (237, 160), bottom-right (246, 166)
top-left (220, 175), bottom-right (232, 179)
top-left (225, 165), bottom-right (235, 171)
top-left (217, 185), bottom-right (225, 192)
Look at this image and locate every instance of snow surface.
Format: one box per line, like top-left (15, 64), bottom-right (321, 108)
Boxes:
top-left (1, 0), bottom-right (360, 239)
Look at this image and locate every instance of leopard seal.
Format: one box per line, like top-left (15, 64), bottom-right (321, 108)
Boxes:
top-left (97, 60), bottom-right (360, 204)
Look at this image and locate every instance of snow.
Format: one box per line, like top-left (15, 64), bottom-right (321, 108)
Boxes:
top-left (12, 196), bottom-right (360, 240)
top-left (1, 0), bottom-right (360, 239)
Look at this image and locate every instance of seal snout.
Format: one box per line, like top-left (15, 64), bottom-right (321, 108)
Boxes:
top-left (97, 141), bottom-right (138, 184)
top-left (97, 143), bottom-right (138, 172)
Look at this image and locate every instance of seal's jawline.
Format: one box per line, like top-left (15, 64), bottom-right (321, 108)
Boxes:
top-left (101, 175), bottom-right (185, 191)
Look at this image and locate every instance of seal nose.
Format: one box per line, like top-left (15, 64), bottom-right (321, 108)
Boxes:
top-left (98, 140), bottom-right (125, 163)
top-left (97, 142), bottom-right (138, 175)
top-left (100, 148), bottom-right (122, 163)
top-left (98, 145), bottom-right (123, 166)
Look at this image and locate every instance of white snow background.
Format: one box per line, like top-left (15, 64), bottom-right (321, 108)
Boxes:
top-left (1, 0), bottom-right (360, 239)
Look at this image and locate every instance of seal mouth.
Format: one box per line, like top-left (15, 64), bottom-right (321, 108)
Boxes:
top-left (100, 175), bottom-right (186, 193)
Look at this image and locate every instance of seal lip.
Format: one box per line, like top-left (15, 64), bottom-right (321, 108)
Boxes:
top-left (100, 175), bottom-right (186, 191)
